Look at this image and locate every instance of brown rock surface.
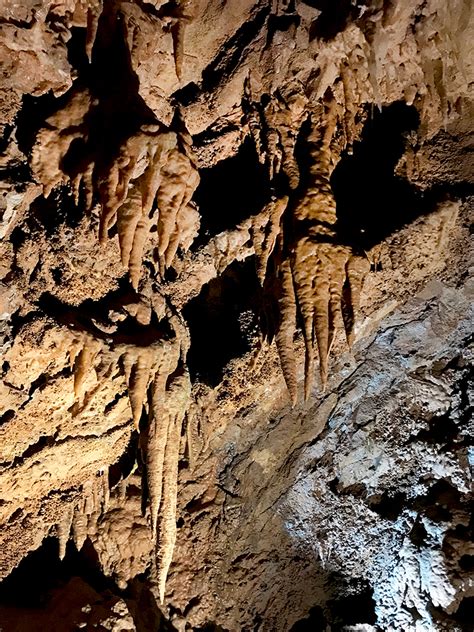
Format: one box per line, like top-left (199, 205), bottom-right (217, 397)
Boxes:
top-left (0, 1), bottom-right (473, 630)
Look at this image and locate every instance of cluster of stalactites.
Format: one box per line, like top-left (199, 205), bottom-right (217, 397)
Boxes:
top-left (56, 468), bottom-right (110, 560)
top-left (244, 78), bottom-right (308, 190)
top-left (67, 306), bottom-right (190, 601)
top-left (97, 123), bottom-right (200, 287)
top-left (309, 0), bottom-right (473, 140)
top-left (272, 104), bottom-right (369, 403)
top-left (31, 91), bottom-right (200, 290)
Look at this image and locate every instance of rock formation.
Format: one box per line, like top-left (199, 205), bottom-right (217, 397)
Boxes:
top-left (0, 0), bottom-right (472, 630)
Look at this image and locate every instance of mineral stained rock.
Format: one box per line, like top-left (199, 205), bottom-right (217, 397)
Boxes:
top-left (0, 1), bottom-right (473, 630)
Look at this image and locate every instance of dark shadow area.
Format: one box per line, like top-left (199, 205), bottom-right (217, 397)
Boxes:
top-left (192, 138), bottom-right (269, 247)
top-left (414, 479), bottom-right (463, 524)
top-left (127, 576), bottom-right (178, 632)
top-left (266, 11), bottom-right (301, 47)
top-left (332, 101), bottom-right (424, 250)
top-left (367, 490), bottom-right (407, 521)
top-left (183, 258), bottom-right (261, 386)
top-left (454, 596), bottom-right (474, 628)
top-left (0, 538), bottom-right (175, 631)
top-left (15, 90), bottom-right (61, 158)
top-left (37, 287), bottom-right (174, 346)
top-left (0, 536), bottom-right (111, 609)
top-left (28, 186), bottom-right (84, 235)
top-left (290, 605), bottom-right (327, 631)
top-left (412, 412), bottom-right (459, 447)
top-left (327, 578), bottom-right (377, 628)
top-left (66, 26), bottom-right (91, 80)
top-left (0, 124), bottom-right (13, 154)
top-left (305, 0), bottom-right (360, 41)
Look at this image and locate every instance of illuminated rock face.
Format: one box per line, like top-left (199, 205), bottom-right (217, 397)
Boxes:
top-left (0, 1), bottom-right (473, 630)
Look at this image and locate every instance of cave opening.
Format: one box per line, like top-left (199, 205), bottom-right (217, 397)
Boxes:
top-left (183, 258), bottom-right (261, 387)
top-left (192, 138), bottom-right (270, 248)
top-left (332, 101), bottom-right (426, 251)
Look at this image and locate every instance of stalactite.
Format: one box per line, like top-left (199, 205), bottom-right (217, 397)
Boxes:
top-left (155, 147), bottom-right (200, 272)
top-left (73, 337), bottom-right (101, 399)
top-left (85, 3), bottom-right (101, 62)
top-left (274, 258), bottom-right (298, 405)
top-left (70, 0), bottom-right (102, 62)
top-left (252, 195), bottom-right (289, 285)
top-left (343, 255), bottom-right (371, 348)
top-left (32, 92), bottom-right (200, 289)
top-left (243, 75), bottom-right (265, 165)
top-left (72, 496), bottom-right (89, 552)
top-left (100, 468), bottom-right (110, 511)
top-left (31, 88), bottom-right (92, 198)
top-left (169, 0), bottom-right (196, 80)
top-left (340, 64), bottom-right (358, 150)
top-left (116, 187), bottom-right (142, 273)
top-left (150, 369), bottom-right (191, 603)
top-left (57, 504), bottom-right (74, 560)
top-left (122, 346), bottom-right (159, 431)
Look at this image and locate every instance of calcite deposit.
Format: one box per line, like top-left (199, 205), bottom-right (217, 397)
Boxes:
top-left (0, 1), bottom-right (473, 630)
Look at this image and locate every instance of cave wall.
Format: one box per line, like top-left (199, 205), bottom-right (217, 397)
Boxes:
top-left (0, 1), bottom-right (473, 630)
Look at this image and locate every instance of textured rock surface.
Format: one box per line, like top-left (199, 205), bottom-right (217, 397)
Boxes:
top-left (0, 0), bottom-right (473, 630)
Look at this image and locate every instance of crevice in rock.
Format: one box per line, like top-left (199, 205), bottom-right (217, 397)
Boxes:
top-left (28, 185), bottom-right (84, 235)
top-left (451, 597), bottom-right (474, 628)
top-left (367, 491), bottom-right (407, 521)
top-left (36, 290), bottom-right (174, 346)
top-left (66, 26), bottom-right (91, 79)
